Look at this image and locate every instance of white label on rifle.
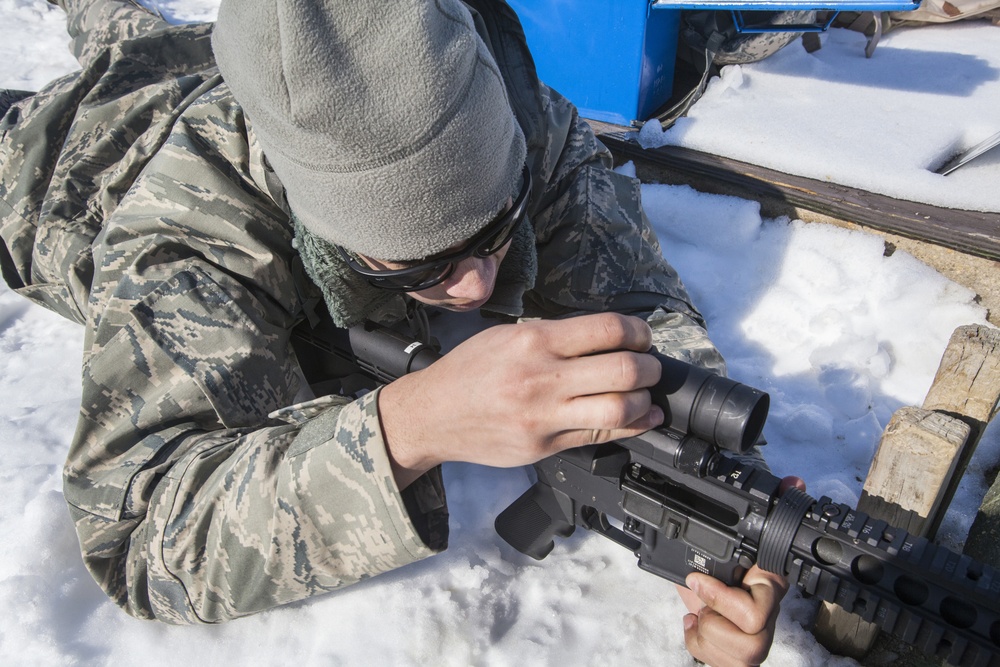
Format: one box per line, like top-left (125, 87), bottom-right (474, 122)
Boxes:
top-left (403, 342), bottom-right (423, 355)
top-left (687, 547), bottom-right (712, 575)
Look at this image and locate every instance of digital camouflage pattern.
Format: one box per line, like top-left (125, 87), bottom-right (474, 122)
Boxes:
top-left (0, 0), bottom-right (736, 624)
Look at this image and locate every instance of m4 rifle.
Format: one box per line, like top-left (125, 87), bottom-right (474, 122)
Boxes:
top-left (294, 318), bottom-right (1000, 666)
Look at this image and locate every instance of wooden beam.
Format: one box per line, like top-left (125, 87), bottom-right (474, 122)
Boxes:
top-left (810, 325), bottom-right (1000, 658)
top-left (811, 407), bottom-right (972, 658)
top-left (923, 324), bottom-right (1000, 424)
top-left (957, 331), bottom-right (1000, 576)
top-left (922, 324), bottom-right (1000, 539)
top-left (594, 132), bottom-right (1000, 263)
top-left (859, 409), bottom-right (971, 537)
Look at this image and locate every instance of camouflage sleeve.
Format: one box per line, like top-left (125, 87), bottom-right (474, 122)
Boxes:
top-left (55, 0), bottom-right (171, 69)
top-left (64, 86), bottom-right (444, 624)
top-left (523, 85), bottom-right (726, 373)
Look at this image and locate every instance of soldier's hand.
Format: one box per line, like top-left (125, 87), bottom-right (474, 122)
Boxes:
top-left (378, 312), bottom-right (663, 487)
top-left (676, 477), bottom-right (805, 666)
top-left (680, 566), bottom-right (787, 667)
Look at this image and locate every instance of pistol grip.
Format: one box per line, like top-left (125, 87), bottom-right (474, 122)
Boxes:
top-left (495, 482), bottom-right (576, 560)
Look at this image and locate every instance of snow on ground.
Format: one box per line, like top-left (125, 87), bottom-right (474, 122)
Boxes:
top-left (637, 20), bottom-right (1000, 213)
top-left (1, 2), bottom-right (997, 666)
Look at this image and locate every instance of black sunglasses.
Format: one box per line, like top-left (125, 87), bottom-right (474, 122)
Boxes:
top-left (337, 166), bottom-right (532, 292)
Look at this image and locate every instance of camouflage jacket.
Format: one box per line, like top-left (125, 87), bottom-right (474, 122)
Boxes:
top-left (0, 0), bottom-right (717, 623)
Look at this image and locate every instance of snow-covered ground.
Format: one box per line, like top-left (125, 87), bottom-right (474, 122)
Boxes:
top-left (636, 19), bottom-right (1000, 213)
top-left (1, 2), bottom-right (997, 665)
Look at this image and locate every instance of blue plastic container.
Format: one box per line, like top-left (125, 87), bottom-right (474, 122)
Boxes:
top-left (508, 0), bottom-right (681, 126)
top-left (508, 0), bottom-right (920, 125)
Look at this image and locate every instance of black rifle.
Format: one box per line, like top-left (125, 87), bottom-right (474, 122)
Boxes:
top-left (294, 319), bottom-right (1000, 666)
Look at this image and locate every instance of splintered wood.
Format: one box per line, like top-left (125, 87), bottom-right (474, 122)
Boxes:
top-left (924, 324), bottom-right (1000, 424)
top-left (811, 324), bottom-right (1000, 658)
top-left (861, 408), bottom-right (970, 536)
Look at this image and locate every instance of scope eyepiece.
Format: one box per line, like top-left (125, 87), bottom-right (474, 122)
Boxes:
top-left (651, 352), bottom-right (769, 453)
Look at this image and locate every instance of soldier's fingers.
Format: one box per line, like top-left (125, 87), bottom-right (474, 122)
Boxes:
top-left (685, 606), bottom-right (772, 667)
top-left (563, 390), bottom-right (660, 437)
top-left (533, 312), bottom-right (653, 358)
top-left (779, 475), bottom-right (806, 493)
top-left (682, 614), bottom-right (711, 664)
top-left (561, 350), bottom-right (662, 397)
top-left (742, 565), bottom-right (791, 607)
top-left (686, 572), bottom-right (779, 636)
top-left (676, 582), bottom-right (705, 614)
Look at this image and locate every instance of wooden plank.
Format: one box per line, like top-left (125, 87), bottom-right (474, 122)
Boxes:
top-left (594, 131), bottom-right (1000, 262)
top-left (956, 326), bottom-right (1000, 571)
top-left (921, 324), bottom-right (1000, 538)
top-left (812, 325), bottom-right (1000, 658)
top-left (812, 407), bottom-right (972, 657)
top-left (923, 324), bottom-right (1000, 424)
top-left (860, 408), bottom-right (971, 534)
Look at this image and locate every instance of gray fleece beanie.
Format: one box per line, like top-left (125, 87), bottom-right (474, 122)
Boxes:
top-left (212, 0), bottom-right (527, 261)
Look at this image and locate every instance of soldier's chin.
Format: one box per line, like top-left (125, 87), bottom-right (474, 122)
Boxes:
top-left (444, 298), bottom-right (488, 312)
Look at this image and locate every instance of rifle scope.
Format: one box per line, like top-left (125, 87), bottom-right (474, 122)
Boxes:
top-left (337, 322), bottom-right (768, 455)
top-left (650, 352), bottom-right (769, 454)
top-left (345, 321), bottom-right (441, 382)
